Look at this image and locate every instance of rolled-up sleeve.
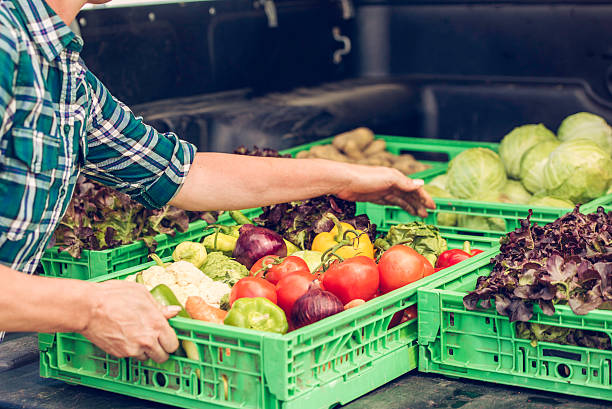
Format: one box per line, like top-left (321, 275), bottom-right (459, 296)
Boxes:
top-left (81, 71), bottom-right (196, 209)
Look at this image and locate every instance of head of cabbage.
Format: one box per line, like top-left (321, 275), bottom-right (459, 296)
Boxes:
top-left (423, 184), bottom-right (457, 227)
top-left (503, 180), bottom-right (531, 204)
top-left (542, 139), bottom-right (612, 204)
top-left (528, 195), bottom-right (574, 209)
top-left (498, 124), bottom-right (557, 179)
top-left (519, 140), bottom-right (560, 194)
top-left (558, 112), bottom-right (612, 155)
top-left (447, 148), bottom-right (507, 199)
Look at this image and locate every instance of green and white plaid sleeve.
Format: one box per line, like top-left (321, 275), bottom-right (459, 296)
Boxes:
top-left (81, 71), bottom-right (196, 209)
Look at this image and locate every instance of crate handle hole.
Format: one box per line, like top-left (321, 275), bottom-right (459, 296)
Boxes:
top-left (557, 364), bottom-right (571, 378)
top-left (582, 368), bottom-right (587, 376)
top-left (448, 348), bottom-right (454, 356)
top-left (594, 370), bottom-right (599, 377)
top-left (493, 355), bottom-right (498, 363)
top-left (449, 312), bottom-right (454, 327)
top-left (154, 372), bottom-right (168, 388)
top-left (531, 361), bottom-right (536, 368)
top-left (485, 317), bottom-right (490, 325)
top-left (65, 354), bottom-right (71, 362)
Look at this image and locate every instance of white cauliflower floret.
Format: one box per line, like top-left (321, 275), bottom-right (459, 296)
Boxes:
top-left (140, 265), bottom-right (176, 290)
top-left (124, 273), bottom-right (137, 282)
top-left (171, 283), bottom-right (200, 306)
top-left (166, 261), bottom-right (205, 287)
top-left (198, 280), bottom-right (231, 309)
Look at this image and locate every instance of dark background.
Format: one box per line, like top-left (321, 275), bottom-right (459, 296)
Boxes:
top-left (76, 0), bottom-right (612, 152)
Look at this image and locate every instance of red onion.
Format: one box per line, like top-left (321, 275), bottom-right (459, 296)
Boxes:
top-left (291, 283), bottom-right (344, 329)
top-left (233, 224), bottom-right (287, 269)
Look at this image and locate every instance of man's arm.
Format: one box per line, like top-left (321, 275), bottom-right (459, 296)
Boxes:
top-left (169, 153), bottom-right (434, 217)
top-left (0, 265), bottom-right (180, 363)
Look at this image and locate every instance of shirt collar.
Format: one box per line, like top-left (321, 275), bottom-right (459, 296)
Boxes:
top-left (9, 0), bottom-right (83, 61)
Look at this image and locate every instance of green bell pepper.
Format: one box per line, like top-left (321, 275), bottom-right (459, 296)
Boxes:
top-left (150, 284), bottom-right (190, 318)
top-left (224, 297), bottom-right (288, 334)
top-left (148, 284), bottom-right (200, 370)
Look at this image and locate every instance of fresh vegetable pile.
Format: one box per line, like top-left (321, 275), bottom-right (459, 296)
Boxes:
top-left (292, 128), bottom-right (430, 175)
top-left (53, 176), bottom-right (218, 258)
top-left (123, 206), bottom-right (481, 337)
top-left (464, 206), bottom-right (612, 349)
top-left (425, 112), bottom-right (612, 230)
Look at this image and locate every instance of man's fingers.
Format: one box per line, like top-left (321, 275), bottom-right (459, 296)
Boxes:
top-left (158, 324), bottom-right (180, 354)
top-left (162, 305), bottom-right (182, 319)
top-left (145, 341), bottom-right (170, 364)
top-left (396, 177), bottom-right (425, 192)
top-left (384, 194), bottom-right (417, 216)
top-left (134, 352), bottom-right (148, 361)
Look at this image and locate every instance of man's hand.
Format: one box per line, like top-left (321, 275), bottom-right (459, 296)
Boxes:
top-left (82, 280), bottom-right (180, 363)
top-left (333, 165), bottom-right (435, 218)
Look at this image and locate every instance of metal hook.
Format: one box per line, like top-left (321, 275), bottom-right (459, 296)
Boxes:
top-left (332, 27), bottom-right (351, 64)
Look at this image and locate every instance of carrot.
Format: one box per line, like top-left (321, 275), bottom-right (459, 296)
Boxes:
top-left (185, 296), bottom-right (227, 324)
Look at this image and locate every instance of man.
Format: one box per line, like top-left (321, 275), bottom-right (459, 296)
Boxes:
top-left (0, 0), bottom-right (434, 363)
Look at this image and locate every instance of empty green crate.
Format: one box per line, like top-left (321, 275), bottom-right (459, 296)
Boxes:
top-left (417, 252), bottom-right (612, 401)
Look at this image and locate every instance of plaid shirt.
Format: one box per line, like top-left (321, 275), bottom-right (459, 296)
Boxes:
top-left (0, 0), bottom-right (196, 275)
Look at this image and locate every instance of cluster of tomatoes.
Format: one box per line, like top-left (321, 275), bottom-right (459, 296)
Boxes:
top-left (227, 244), bottom-right (440, 328)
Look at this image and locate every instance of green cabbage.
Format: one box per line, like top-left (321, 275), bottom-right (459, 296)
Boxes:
top-left (528, 196), bottom-right (574, 208)
top-left (499, 124), bottom-right (557, 179)
top-left (428, 174), bottom-right (448, 190)
top-left (447, 148), bottom-right (507, 199)
top-left (519, 140), bottom-right (560, 194)
top-left (542, 139), bottom-right (612, 204)
top-left (455, 191), bottom-right (510, 231)
top-left (423, 184), bottom-right (457, 226)
top-left (504, 180), bottom-right (531, 204)
top-left (558, 112), bottom-right (612, 155)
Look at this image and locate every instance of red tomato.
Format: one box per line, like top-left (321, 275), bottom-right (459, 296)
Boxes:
top-left (470, 249), bottom-right (484, 256)
top-left (250, 255), bottom-right (309, 285)
top-left (420, 255), bottom-right (435, 277)
top-left (275, 271), bottom-right (316, 318)
top-left (229, 276), bottom-right (277, 306)
top-left (377, 245), bottom-right (424, 294)
top-left (321, 256), bottom-right (379, 304)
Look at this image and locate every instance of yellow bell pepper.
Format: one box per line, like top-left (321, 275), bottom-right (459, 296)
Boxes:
top-left (311, 219), bottom-right (374, 259)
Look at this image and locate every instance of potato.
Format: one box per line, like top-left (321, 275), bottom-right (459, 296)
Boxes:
top-left (362, 139), bottom-right (386, 157)
top-left (309, 144), bottom-right (349, 162)
top-left (332, 127), bottom-right (375, 152)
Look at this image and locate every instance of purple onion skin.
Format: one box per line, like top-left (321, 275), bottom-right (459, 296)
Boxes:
top-left (291, 286), bottom-right (344, 329)
top-left (233, 224), bottom-right (287, 269)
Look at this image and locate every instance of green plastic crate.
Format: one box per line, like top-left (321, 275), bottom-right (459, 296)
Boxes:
top-left (279, 135), bottom-right (499, 173)
top-left (417, 251), bottom-right (612, 401)
top-left (38, 226), bottom-right (497, 409)
top-left (39, 219), bottom-right (215, 280)
top-left (359, 201), bottom-right (578, 238)
top-left (407, 165), bottom-right (612, 235)
top-left (38, 208), bottom-right (264, 280)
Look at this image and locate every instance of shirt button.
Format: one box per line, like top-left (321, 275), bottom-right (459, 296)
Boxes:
top-left (64, 124), bottom-right (71, 134)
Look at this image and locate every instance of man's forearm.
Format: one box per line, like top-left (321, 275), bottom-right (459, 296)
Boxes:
top-left (169, 153), bottom-right (354, 211)
top-left (0, 266), bottom-right (94, 333)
